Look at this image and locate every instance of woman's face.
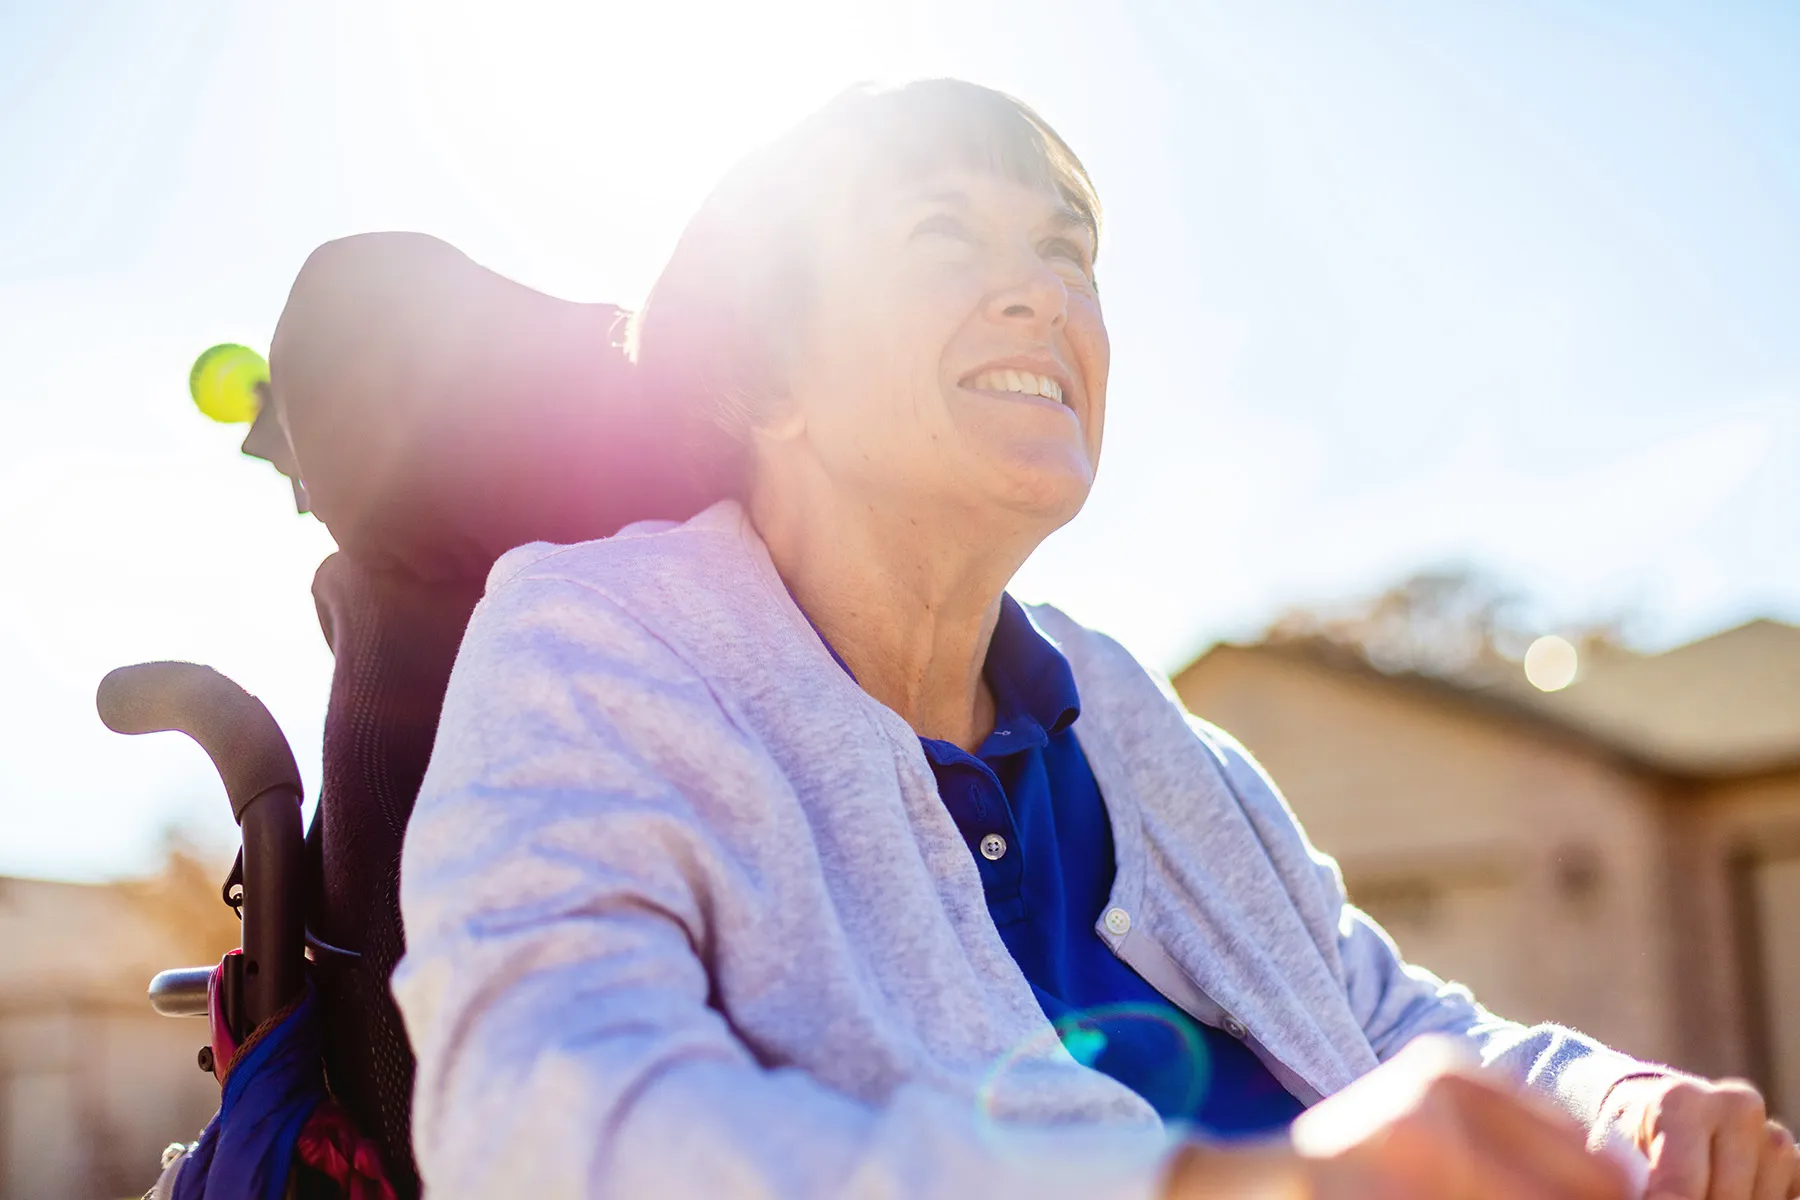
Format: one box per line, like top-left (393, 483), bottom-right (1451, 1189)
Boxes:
top-left (772, 166), bottom-right (1109, 528)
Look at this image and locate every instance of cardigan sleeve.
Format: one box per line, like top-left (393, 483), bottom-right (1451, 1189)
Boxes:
top-left (1197, 722), bottom-right (1670, 1130)
top-left (392, 569), bottom-right (1171, 1200)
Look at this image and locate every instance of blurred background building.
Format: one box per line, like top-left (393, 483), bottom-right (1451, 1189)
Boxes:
top-left (1177, 572), bottom-right (1800, 1124)
top-left (0, 851), bottom-right (237, 1198)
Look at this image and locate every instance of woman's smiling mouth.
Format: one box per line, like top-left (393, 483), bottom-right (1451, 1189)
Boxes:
top-left (958, 366), bottom-right (1073, 413)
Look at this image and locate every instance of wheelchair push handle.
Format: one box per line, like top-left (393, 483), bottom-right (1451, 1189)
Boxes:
top-left (97, 661), bottom-right (307, 1032)
top-left (98, 662), bottom-right (302, 821)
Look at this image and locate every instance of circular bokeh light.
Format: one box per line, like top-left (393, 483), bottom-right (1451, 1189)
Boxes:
top-left (1524, 634), bottom-right (1579, 691)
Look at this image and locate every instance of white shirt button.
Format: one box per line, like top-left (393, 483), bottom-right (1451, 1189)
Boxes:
top-left (979, 833), bottom-right (1007, 860)
top-left (1103, 907), bottom-right (1131, 936)
top-left (1222, 1016), bottom-right (1247, 1039)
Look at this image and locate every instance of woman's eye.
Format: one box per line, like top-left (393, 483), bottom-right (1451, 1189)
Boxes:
top-left (1044, 239), bottom-right (1095, 285)
top-left (911, 214), bottom-right (972, 241)
top-left (1050, 258), bottom-right (1093, 287)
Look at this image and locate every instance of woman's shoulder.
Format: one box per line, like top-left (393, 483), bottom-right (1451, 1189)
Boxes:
top-left (475, 499), bottom-right (786, 647)
top-left (1026, 602), bottom-right (1345, 925)
top-left (1023, 601), bottom-right (1302, 819)
top-left (462, 498), bottom-right (807, 689)
top-left (485, 498), bottom-right (755, 596)
top-left (1019, 601), bottom-right (1188, 711)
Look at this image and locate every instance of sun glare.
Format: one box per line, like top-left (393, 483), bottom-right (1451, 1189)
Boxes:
top-left (379, 0), bottom-right (927, 299)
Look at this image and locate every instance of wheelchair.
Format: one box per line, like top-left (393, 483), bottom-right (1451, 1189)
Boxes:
top-left (102, 233), bottom-right (723, 1197)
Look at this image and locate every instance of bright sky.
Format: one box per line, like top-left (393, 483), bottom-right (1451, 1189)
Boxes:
top-left (2, 1), bottom-right (1796, 880)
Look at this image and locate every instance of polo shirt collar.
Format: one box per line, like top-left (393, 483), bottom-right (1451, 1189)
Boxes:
top-left (984, 594), bottom-right (1082, 745)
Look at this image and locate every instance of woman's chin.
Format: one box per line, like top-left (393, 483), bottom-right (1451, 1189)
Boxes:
top-left (981, 452), bottom-right (1096, 526)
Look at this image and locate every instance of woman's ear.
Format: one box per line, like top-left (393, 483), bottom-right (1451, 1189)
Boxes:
top-left (742, 385), bottom-right (809, 502)
top-left (751, 313), bottom-right (812, 443)
top-left (752, 389), bottom-right (807, 443)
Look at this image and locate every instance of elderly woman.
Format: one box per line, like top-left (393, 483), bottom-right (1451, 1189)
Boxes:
top-left (392, 81), bottom-right (1797, 1200)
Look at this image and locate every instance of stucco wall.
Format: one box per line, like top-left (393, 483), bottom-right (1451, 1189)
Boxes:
top-left (1666, 771), bottom-right (1800, 1118)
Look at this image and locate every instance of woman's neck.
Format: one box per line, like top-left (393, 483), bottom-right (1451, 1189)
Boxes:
top-left (749, 473), bottom-right (1037, 750)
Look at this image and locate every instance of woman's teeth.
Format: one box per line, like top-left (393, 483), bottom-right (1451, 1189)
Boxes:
top-left (966, 369), bottom-right (1064, 405)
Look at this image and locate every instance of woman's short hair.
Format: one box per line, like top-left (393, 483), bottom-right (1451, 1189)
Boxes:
top-left (629, 79), bottom-right (1101, 492)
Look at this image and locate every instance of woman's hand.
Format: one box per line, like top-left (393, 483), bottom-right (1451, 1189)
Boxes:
top-left (1161, 1037), bottom-right (1635, 1200)
top-left (1595, 1074), bottom-right (1799, 1200)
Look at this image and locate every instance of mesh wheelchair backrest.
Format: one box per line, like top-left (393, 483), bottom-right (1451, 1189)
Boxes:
top-left (274, 233), bottom-right (721, 1194)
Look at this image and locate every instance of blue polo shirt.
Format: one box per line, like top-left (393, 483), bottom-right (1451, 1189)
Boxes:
top-left (810, 594), bottom-right (1306, 1137)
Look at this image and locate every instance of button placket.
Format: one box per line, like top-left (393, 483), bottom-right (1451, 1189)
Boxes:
top-left (961, 768), bottom-right (1023, 906)
top-left (921, 727), bottom-right (1026, 914)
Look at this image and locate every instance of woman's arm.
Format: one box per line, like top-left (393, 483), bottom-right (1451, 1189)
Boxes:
top-left (392, 566), bottom-right (1170, 1200)
top-left (1193, 719), bottom-right (1667, 1130)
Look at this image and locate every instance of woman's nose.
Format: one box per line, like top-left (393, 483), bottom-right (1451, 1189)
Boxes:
top-left (986, 253), bottom-right (1069, 329)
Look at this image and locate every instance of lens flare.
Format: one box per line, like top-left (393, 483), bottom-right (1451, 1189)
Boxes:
top-left (974, 1003), bottom-right (1214, 1155)
top-left (1062, 1024), bottom-right (1109, 1067)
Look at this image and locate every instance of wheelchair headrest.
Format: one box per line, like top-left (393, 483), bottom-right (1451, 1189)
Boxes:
top-left (270, 232), bottom-right (722, 579)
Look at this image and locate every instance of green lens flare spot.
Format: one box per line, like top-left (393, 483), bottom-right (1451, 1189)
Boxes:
top-left (1060, 1026), bottom-right (1108, 1067)
top-left (189, 343), bottom-right (269, 424)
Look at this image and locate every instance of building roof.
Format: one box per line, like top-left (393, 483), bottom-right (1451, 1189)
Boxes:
top-left (1498, 619), bottom-right (1800, 776)
top-left (1181, 618), bottom-right (1800, 780)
